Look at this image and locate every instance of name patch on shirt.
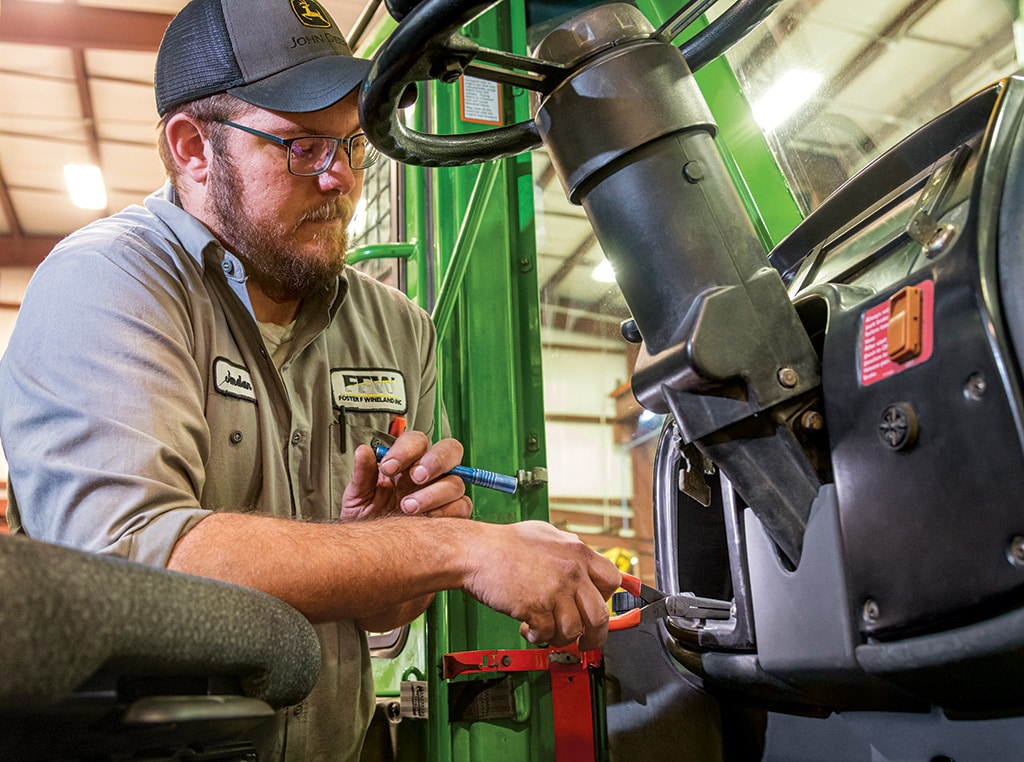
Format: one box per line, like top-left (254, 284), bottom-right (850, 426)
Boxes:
top-left (214, 357), bottom-right (257, 403)
top-left (331, 368), bottom-right (407, 414)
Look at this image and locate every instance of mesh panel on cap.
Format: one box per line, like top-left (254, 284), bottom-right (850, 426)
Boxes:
top-left (155, 0), bottom-right (246, 115)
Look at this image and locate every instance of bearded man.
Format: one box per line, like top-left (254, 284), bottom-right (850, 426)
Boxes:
top-left (0, 0), bottom-right (620, 759)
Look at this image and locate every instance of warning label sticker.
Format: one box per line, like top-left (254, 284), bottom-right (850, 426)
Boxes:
top-left (460, 76), bottom-right (502, 125)
top-left (860, 279), bottom-right (934, 386)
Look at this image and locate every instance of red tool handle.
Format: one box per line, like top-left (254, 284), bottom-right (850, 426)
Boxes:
top-left (618, 572), bottom-right (642, 596)
top-left (608, 572), bottom-right (644, 631)
top-left (608, 608), bottom-right (641, 631)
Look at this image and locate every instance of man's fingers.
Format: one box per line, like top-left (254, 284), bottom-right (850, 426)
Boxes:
top-left (415, 495), bottom-right (473, 520)
top-left (576, 589), bottom-right (611, 651)
top-left (376, 430), bottom-right (430, 476)
top-left (346, 444), bottom-right (382, 497)
top-left (591, 556), bottom-right (624, 601)
top-left (519, 589), bottom-right (608, 650)
top-left (400, 475), bottom-right (467, 515)
top-left (377, 434), bottom-right (464, 485)
top-left (551, 598), bottom-right (585, 648)
top-left (520, 613), bottom-right (555, 645)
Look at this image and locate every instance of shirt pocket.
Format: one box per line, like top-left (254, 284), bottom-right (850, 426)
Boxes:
top-left (203, 382), bottom-right (263, 512)
top-left (328, 411), bottom-right (396, 519)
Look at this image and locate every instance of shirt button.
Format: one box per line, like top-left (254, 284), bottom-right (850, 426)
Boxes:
top-left (293, 703), bottom-right (303, 717)
top-left (230, 430), bottom-right (243, 444)
top-left (291, 432), bottom-right (302, 445)
top-left (221, 259), bottom-right (233, 275)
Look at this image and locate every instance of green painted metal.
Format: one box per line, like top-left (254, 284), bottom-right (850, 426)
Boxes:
top-left (410, 1), bottom-right (566, 758)
top-left (357, 0), bottom-right (559, 757)
top-left (431, 161), bottom-right (502, 343)
top-left (362, 1), bottom-right (807, 758)
top-left (635, 0), bottom-right (804, 249)
top-left (348, 240), bottom-right (417, 266)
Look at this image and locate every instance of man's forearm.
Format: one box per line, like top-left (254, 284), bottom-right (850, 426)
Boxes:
top-left (167, 511), bottom-right (469, 624)
top-left (355, 593), bottom-right (434, 633)
top-left (168, 510), bottom-right (622, 650)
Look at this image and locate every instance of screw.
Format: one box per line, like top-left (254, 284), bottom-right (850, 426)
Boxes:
top-left (518, 257), bottom-right (532, 273)
top-left (777, 367), bottom-right (799, 388)
top-left (800, 411), bottom-right (824, 431)
top-left (878, 402), bottom-right (918, 450)
top-left (430, 59), bottom-right (466, 84)
top-left (526, 434), bottom-right (540, 453)
top-left (682, 161), bottom-right (704, 183)
top-left (1008, 536), bottom-right (1024, 567)
top-left (863, 599), bottom-right (880, 623)
top-left (925, 224), bottom-right (957, 258)
top-left (501, 655), bottom-right (512, 667)
top-left (964, 372), bottom-right (987, 401)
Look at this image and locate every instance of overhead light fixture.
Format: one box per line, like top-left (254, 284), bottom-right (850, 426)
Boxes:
top-left (64, 164), bottom-right (107, 210)
top-left (751, 70), bottom-right (823, 131)
top-left (592, 258), bottom-right (617, 283)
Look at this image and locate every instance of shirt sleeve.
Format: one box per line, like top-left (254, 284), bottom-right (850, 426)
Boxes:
top-left (0, 228), bottom-right (213, 568)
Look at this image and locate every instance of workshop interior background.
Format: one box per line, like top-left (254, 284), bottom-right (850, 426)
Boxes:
top-left (0, 0), bottom-right (1018, 581)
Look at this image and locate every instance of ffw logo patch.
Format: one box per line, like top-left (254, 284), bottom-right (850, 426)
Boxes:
top-left (290, 0), bottom-right (333, 28)
top-left (214, 357), bottom-right (257, 403)
top-left (331, 368), bottom-right (407, 414)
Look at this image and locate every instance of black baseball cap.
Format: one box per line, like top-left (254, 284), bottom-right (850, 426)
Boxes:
top-left (155, 0), bottom-right (371, 116)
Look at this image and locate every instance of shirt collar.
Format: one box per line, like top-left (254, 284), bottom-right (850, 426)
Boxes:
top-left (143, 182), bottom-right (225, 271)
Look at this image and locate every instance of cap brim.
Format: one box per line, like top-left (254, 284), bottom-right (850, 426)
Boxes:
top-left (227, 55), bottom-right (372, 113)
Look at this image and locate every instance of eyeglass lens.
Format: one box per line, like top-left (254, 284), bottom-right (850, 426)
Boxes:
top-left (288, 136), bottom-right (378, 174)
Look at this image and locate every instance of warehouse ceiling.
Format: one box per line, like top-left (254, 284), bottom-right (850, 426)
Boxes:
top-left (0, 0), bottom-right (381, 269)
top-left (0, 0), bottom-right (1019, 321)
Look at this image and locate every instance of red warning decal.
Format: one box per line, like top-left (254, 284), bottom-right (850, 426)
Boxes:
top-left (860, 279), bottom-right (934, 386)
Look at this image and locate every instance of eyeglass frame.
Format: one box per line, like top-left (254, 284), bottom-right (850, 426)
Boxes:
top-left (213, 118), bottom-right (381, 174)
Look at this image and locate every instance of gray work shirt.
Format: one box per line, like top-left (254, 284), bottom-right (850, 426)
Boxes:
top-left (0, 183), bottom-right (439, 761)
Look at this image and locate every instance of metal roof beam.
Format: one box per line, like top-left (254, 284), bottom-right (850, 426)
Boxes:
top-left (1, 236), bottom-right (62, 268)
top-left (0, 1), bottom-right (171, 52)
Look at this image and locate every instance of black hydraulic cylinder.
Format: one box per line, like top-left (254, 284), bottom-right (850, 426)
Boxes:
top-left (532, 4), bottom-right (822, 564)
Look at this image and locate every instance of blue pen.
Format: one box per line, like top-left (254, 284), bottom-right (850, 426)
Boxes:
top-left (372, 445), bottom-right (519, 494)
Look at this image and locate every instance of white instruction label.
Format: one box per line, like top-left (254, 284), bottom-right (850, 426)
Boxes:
top-left (461, 76), bottom-right (502, 125)
top-left (401, 681), bottom-right (429, 719)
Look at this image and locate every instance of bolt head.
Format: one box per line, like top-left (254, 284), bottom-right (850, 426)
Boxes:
top-left (862, 599), bottom-right (880, 623)
top-left (777, 367), bottom-right (799, 388)
top-left (1008, 536), bottom-right (1024, 567)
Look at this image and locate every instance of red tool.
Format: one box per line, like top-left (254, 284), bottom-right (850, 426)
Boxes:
top-left (609, 572), bottom-right (732, 631)
top-left (443, 645), bottom-right (602, 761)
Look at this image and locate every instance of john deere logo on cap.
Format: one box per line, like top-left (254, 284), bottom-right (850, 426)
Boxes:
top-left (291, 0), bottom-right (334, 28)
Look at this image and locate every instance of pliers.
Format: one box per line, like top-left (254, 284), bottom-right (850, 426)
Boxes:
top-left (608, 572), bottom-right (732, 631)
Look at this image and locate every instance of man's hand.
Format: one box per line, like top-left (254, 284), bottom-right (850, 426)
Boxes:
top-left (461, 521), bottom-right (622, 651)
top-left (341, 432), bottom-right (473, 522)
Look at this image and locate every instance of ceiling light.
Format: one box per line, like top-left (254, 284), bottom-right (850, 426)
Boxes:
top-left (64, 164), bottom-right (107, 210)
top-left (751, 70), bottom-right (823, 131)
top-left (592, 258), bottom-right (617, 283)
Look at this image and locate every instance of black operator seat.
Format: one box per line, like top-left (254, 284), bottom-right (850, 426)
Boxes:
top-left (0, 532), bottom-right (321, 760)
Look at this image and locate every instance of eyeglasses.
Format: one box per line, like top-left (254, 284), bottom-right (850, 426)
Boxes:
top-left (214, 119), bottom-right (382, 174)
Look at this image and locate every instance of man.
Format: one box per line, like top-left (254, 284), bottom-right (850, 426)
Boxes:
top-left (0, 0), bottom-right (621, 758)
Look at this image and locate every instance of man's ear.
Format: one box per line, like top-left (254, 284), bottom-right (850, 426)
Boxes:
top-left (164, 113), bottom-right (212, 185)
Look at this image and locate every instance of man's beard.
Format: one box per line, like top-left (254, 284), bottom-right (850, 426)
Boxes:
top-left (207, 153), bottom-right (350, 304)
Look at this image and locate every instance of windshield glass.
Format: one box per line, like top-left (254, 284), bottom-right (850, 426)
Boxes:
top-left (719, 0), bottom-right (1017, 213)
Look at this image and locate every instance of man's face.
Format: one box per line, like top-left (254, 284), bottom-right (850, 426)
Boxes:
top-left (205, 90), bottom-right (366, 304)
